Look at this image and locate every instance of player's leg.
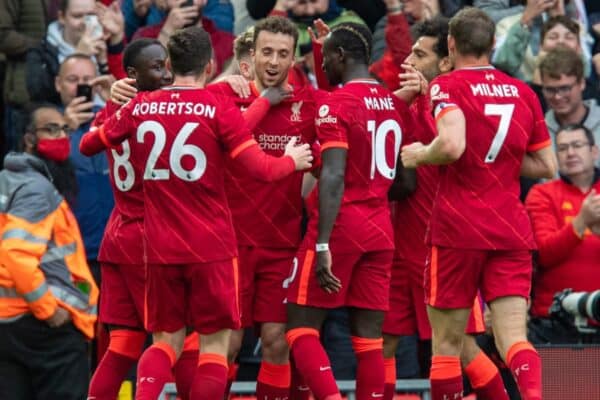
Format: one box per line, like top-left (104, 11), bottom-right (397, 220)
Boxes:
top-left (189, 329), bottom-right (232, 399)
top-left (224, 329), bottom-right (244, 397)
top-left (173, 332), bottom-right (199, 400)
top-left (484, 250), bottom-right (540, 400)
top-left (461, 298), bottom-right (508, 400)
top-left (136, 264), bottom-right (187, 400)
top-left (90, 263), bottom-right (147, 400)
top-left (257, 322), bottom-right (291, 399)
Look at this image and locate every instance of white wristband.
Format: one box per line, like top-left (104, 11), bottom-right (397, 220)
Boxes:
top-left (315, 243), bottom-right (329, 252)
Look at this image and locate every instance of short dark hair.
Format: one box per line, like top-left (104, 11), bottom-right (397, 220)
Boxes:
top-left (25, 103), bottom-right (63, 134)
top-left (539, 46), bottom-right (584, 82)
top-left (59, 0), bottom-right (69, 13)
top-left (167, 26), bottom-right (213, 76)
top-left (328, 22), bottom-right (373, 64)
top-left (448, 7), bottom-right (495, 58)
top-left (411, 16), bottom-right (450, 59)
top-left (234, 26), bottom-right (255, 61)
top-left (58, 53), bottom-right (95, 76)
top-left (541, 15), bottom-right (580, 43)
top-left (253, 16), bottom-right (299, 50)
top-left (123, 38), bottom-right (164, 70)
top-left (557, 124), bottom-right (595, 146)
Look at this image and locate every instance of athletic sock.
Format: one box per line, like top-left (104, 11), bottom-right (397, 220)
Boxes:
top-left (506, 341), bottom-right (542, 400)
top-left (189, 353), bottom-right (229, 400)
top-left (290, 356), bottom-right (311, 400)
top-left (135, 342), bottom-right (177, 400)
top-left (256, 361), bottom-right (291, 399)
top-left (383, 357), bottom-right (396, 400)
top-left (430, 355), bottom-right (463, 400)
top-left (88, 329), bottom-right (146, 400)
top-left (173, 333), bottom-right (199, 400)
top-left (351, 336), bottom-right (385, 399)
top-left (464, 350), bottom-right (508, 400)
top-left (286, 328), bottom-right (342, 400)
top-left (223, 362), bottom-right (239, 399)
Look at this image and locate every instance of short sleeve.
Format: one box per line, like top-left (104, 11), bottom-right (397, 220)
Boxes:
top-left (215, 95), bottom-right (256, 158)
top-left (315, 93), bottom-right (349, 151)
top-left (526, 88), bottom-right (552, 152)
top-left (429, 75), bottom-right (461, 121)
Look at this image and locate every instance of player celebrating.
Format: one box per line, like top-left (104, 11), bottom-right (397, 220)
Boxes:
top-left (401, 8), bottom-right (556, 400)
top-left (385, 17), bottom-right (508, 400)
top-left (210, 17), bottom-right (321, 400)
top-left (285, 22), bottom-right (415, 400)
top-left (88, 26), bottom-right (312, 400)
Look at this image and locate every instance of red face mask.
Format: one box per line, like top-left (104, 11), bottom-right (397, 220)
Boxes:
top-left (37, 137), bottom-right (71, 162)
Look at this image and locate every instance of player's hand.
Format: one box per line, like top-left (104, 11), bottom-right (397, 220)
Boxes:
top-left (90, 74), bottom-right (114, 102)
top-left (111, 78), bottom-right (137, 105)
top-left (284, 136), bottom-right (313, 170)
top-left (397, 63), bottom-right (428, 103)
top-left (315, 249), bottom-right (341, 293)
top-left (45, 306), bottom-right (71, 328)
top-left (401, 142), bottom-right (426, 168)
top-left (65, 96), bottom-right (95, 130)
top-left (218, 74), bottom-right (251, 98)
top-left (261, 87), bottom-right (293, 105)
top-left (308, 19), bottom-right (331, 46)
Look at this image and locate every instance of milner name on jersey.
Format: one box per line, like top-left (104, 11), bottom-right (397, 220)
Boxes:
top-left (470, 83), bottom-right (519, 98)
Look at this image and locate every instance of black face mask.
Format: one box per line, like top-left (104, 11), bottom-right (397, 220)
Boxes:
top-left (39, 155), bottom-right (79, 207)
top-left (291, 14), bottom-right (326, 26)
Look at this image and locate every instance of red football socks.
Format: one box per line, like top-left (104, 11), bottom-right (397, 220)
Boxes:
top-left (224, 362), bottom-right (239, 399)
top-left (383, 357), bottom-right (397, 400)
top-left (173, 333), bottom-right (199, 400)
top-left (430, 355), bottom-right (463, 400)
top-left (89, 329), bottom-right (146, 400)
top-left (464, 350), bottom-right (508, 400)
top-left (286, 328), bottom-right (342, 400)
top-left (290, 356), bottom-right (311, 400)
top-left (506, 341), bottom-right (542, 400)
top-left (256, 361), bottom-right (291, 399)
top-left (135, 342), bottom-right (177, 400)
top-left (351, 336), bottom-right (385, 399)
top-left (189, 353), bottom-right (229, 400)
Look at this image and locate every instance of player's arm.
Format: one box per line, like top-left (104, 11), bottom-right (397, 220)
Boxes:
top-left (521, 145), bottom-right (557, 179)
top-left (243, 87), bottom-right (292, 130)
top-left (402, 106), bottom-right (466, 167)
top-left (79, 100), bottom-right (122, 156)
top-left (388, 161), bottom-right (416, 201)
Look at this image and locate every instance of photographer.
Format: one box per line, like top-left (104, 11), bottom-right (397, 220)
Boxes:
top-left (525, 124), bottom-right (600, 344)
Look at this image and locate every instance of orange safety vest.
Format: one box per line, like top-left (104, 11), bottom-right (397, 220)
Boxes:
top-left (0, 153), bottom-right (98, 339)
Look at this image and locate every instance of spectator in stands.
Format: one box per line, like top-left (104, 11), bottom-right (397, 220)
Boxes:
top-left (525, 124), bottom-right (600, 344)
top-left (0, 104), bottom-right (98, 399)
top-left (55, 54), bottom-right (113, 283)
top-left (540, 47), bottom-right (600, 152)
top-left (132, 0), bottom-right (235, 76)
top-left (0, 0), bottom-right (49, 155)
top-left (493, 1), bottom-right (591, 82)
top-left (122, 0), bottom-right (234, 40)
top-left (475, 0), bottom-right (524, 23)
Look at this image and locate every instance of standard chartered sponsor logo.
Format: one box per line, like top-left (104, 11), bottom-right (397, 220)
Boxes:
top-left (258, 133), bottom-right (302, 151)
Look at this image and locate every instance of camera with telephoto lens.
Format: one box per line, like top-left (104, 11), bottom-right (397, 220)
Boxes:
top-left (549, 289), bottom-right (600, 334)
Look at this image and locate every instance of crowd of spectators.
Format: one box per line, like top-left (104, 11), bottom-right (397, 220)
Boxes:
top-left (1, 0), bottom-right (599, 396)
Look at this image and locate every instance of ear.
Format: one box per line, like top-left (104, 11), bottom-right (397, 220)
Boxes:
top-left (126, 66), bottom-right (138, 80)
top-left (24, 132), bottom-right (36, 153)
top-left (204, 58), bottom-right (214, 78)
top-left (55, 75), bottom-right (61, 93)
top-left (336, 46), bottom-right (345, 62)
top-left (439, 56), bottom-right (452, 73)
top-left (592, 144), bottom-right (599, 162)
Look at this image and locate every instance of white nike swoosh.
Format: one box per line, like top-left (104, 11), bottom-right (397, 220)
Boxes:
top-left (319, 366), bottom-right (331, 371)
top-left (371, 393), bottom-right (384, 398)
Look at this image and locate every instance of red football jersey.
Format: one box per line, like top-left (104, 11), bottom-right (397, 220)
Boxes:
top-left (94, 102), bottom-right (146, 265)
top-left (428, 66), bottom-right (551, 250)
top-left (394, 95), bottom-right (438, 265)
top-left (305, 79), bottom-right (415, 252)
top-left (209, 82), bottom-right (320, 248)
top-left (101, 86), bottom-right (256, 263)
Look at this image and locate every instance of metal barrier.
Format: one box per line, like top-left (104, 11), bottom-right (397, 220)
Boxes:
top-left (160, 379), bottom-right (431, 399)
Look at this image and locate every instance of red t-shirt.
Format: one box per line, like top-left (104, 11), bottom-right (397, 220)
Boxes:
top-left (94, 102), bottom-right (146, 265)
top-left (305, 79), bottom-right (416, 252)
top-left (394, 95), bottom-right (438, 265)
top-left (428, 66), bottom-right (551, 250)
top-left (209, 82), bottom-right (321, 248)
top-left (100, 86), bottom-right (256, 263)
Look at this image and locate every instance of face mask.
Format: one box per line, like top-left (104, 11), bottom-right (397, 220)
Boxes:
top-left (37, 137), bottom-right (71, 162)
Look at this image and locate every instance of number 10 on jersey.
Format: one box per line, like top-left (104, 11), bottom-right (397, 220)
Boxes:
top-left (367, 119), bottom-right (403, 180)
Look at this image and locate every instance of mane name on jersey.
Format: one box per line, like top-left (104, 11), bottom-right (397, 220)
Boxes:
top-left (470, 83), bottom-right (519, 98)
top-left (132, 101), bottom-right (216, 118)
top-left (364, 96), bottom-right (395, 111)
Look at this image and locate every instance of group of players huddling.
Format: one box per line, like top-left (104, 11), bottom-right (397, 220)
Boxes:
top-left (82, 7), bottom-right (556, 400)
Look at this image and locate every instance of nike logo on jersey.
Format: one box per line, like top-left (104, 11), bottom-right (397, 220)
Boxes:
top-left (371, 393), bottom-right (384, 398)
top-left (319, 366), bottom-right (331, 371)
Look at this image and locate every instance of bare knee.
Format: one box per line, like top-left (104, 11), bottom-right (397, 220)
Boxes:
top-left (261, 323), bottom-right (289, 364)
top-left (489, 297), bottom-right (528, 358)
top-left (228, 329), bottom-right (244, 363)
top-left (153, 328), bottom-right (186, 359)
top-left (460, 335), bottom-right (481, 366)
top-left (349, 308), bottom-right (384, 338)
top-left (383, 334), bottom-right (401, 359)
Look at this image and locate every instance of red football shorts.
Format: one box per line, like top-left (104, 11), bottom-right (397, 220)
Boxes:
top-left (238, 246), bottom-right (295, 327)
top-left (383, 257), bottom-right (486, 337)
top-left (425, 246), bottom-right (532, 309)
top-left (99, 262), bottom-right (145, 329)
top-left (144, 260), bottom-right (241, 334)
top-left (286, 245), bottom-right (393, 310)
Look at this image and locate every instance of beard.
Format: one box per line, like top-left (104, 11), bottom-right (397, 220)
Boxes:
top-left (40, 157), bottom-right (78, 207)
